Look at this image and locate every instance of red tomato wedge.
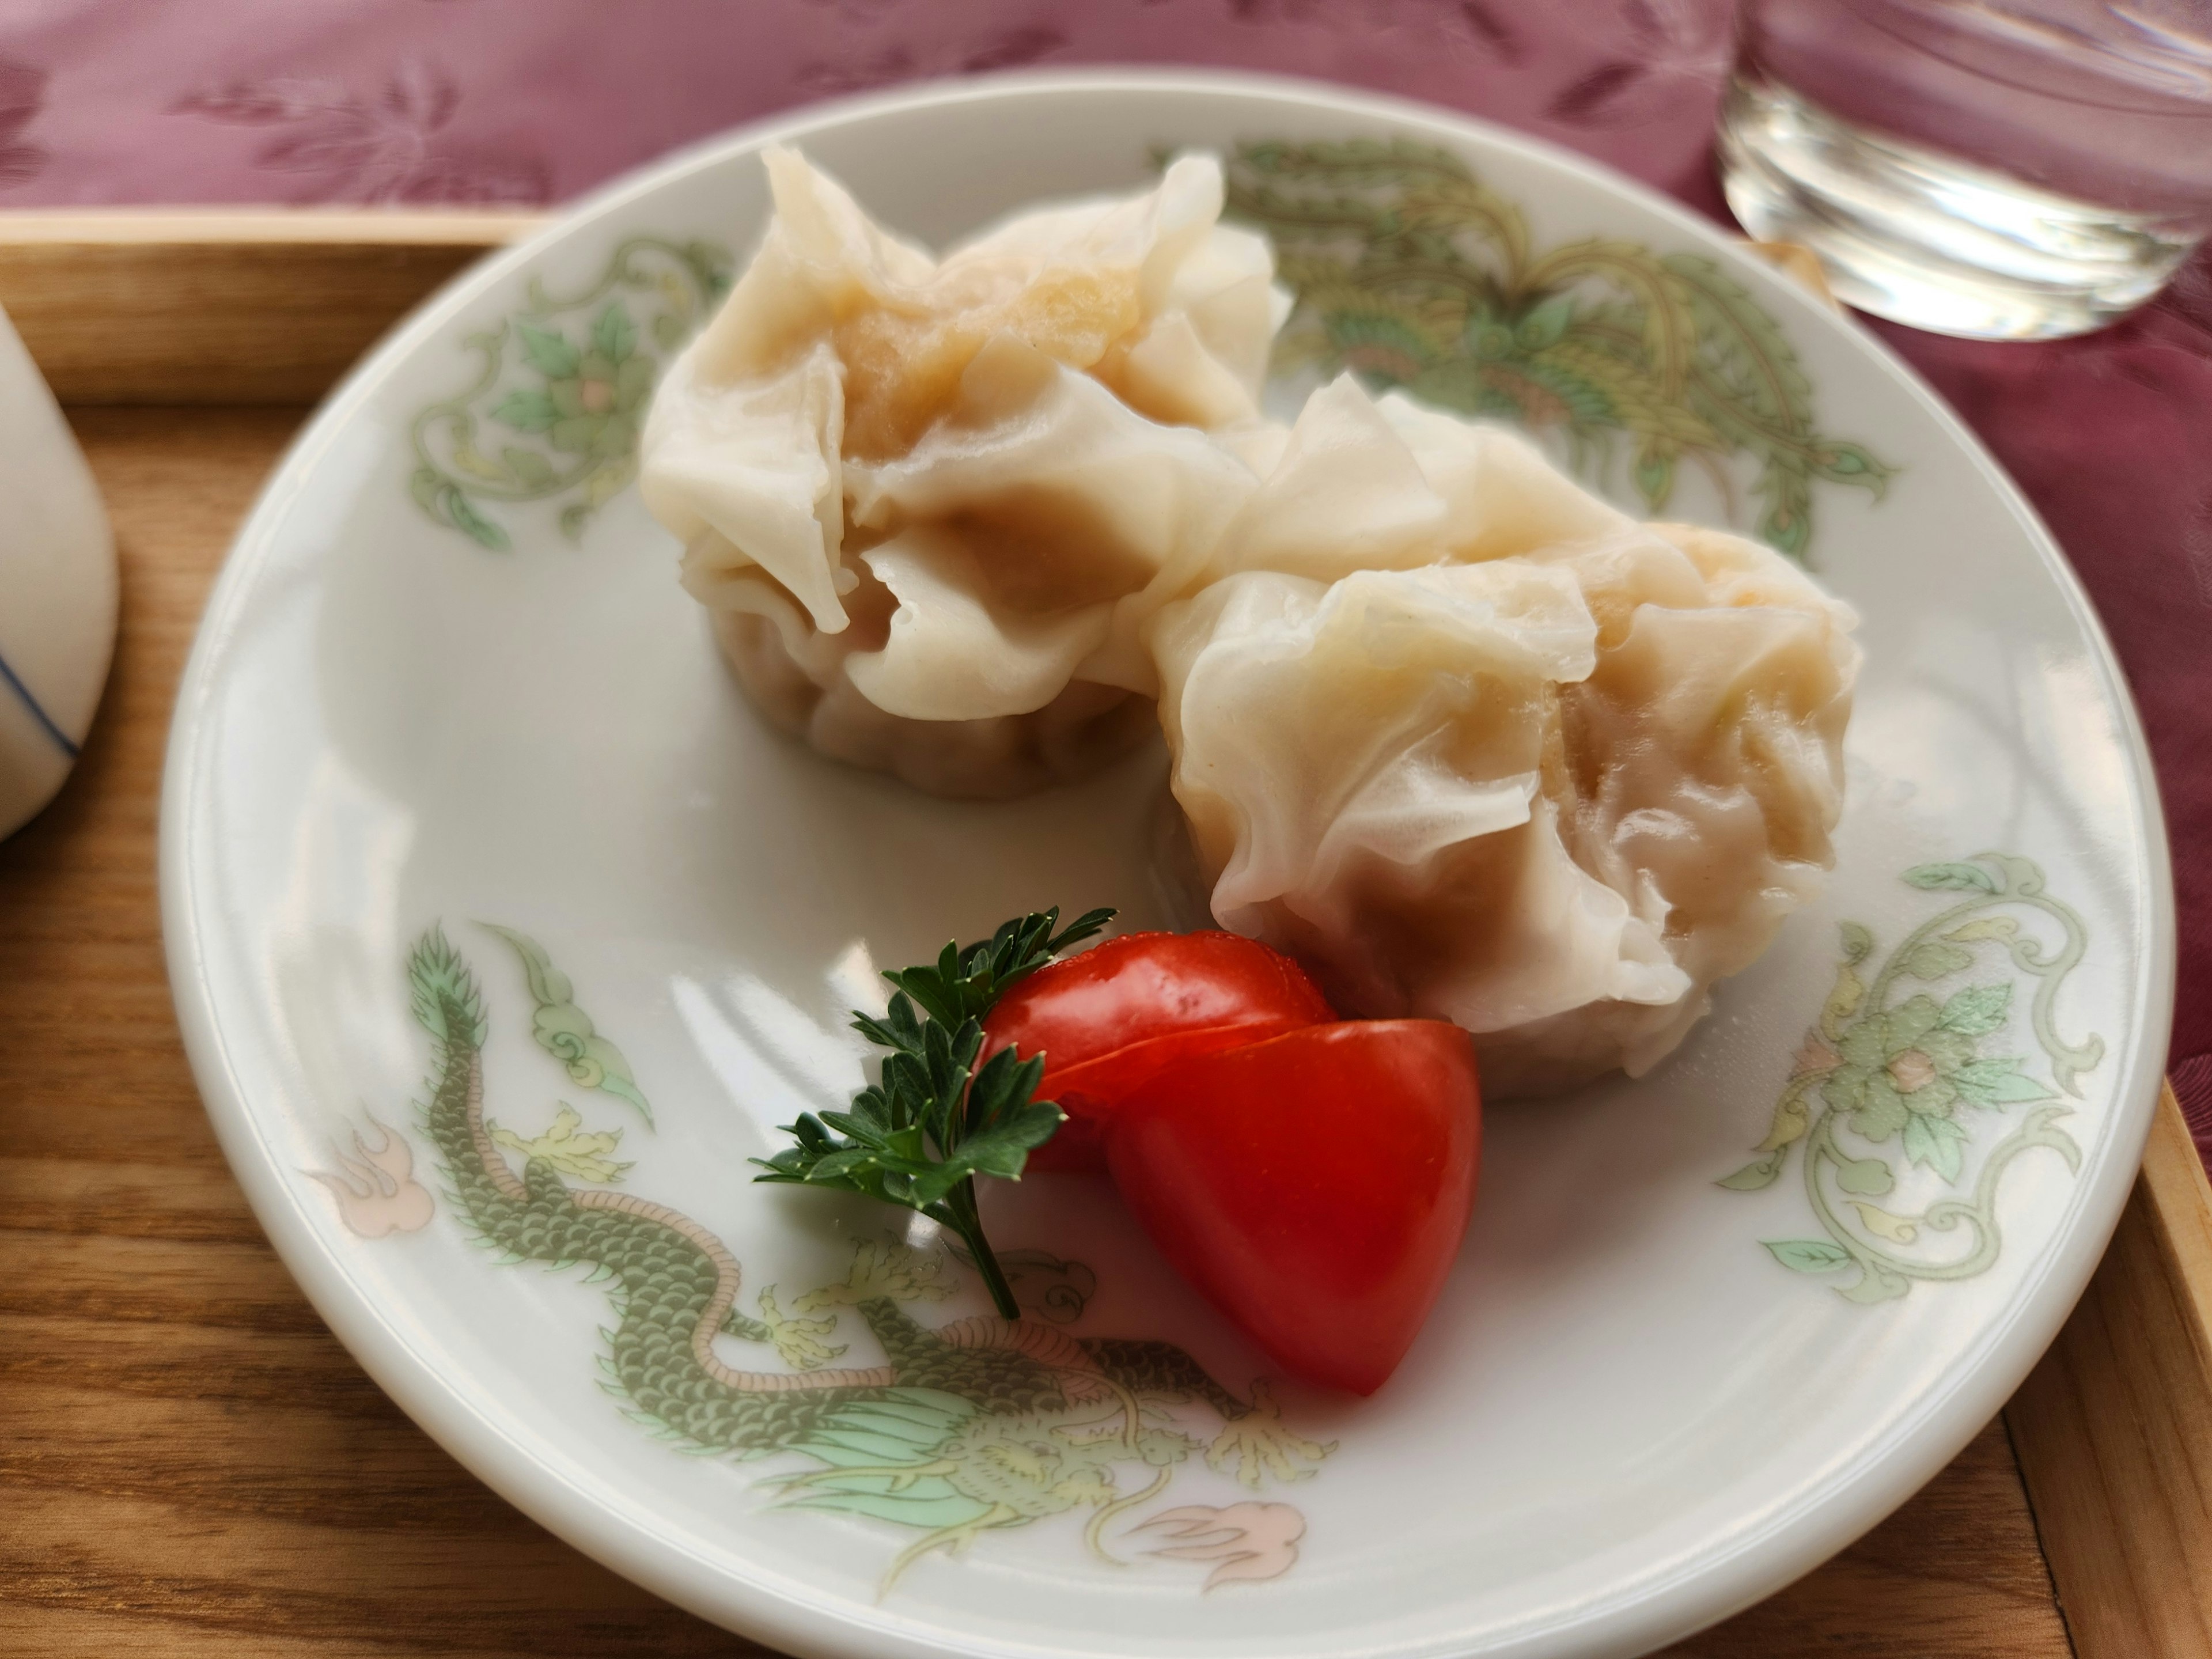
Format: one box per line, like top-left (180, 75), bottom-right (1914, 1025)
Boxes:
top-left (982, 930), bottom-right (1336, 1172)
top-left (1105, 1021), bottom-right (1480, 1396)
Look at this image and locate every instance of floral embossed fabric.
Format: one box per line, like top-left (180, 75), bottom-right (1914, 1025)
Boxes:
top-left (1, 0), bottom-right (2203, 1165)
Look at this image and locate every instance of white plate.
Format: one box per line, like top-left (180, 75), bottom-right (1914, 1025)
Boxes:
top-left (162, 70), bottom-right (2175, 1659)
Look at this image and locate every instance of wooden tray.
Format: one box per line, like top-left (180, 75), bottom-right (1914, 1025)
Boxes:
top-left (1, 213), bottom-right (2207, 1659)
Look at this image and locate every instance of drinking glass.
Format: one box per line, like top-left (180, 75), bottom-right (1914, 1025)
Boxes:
top-left (1719, 0), bottom-right (2212, 339)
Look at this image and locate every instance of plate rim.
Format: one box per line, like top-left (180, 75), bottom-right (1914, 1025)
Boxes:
top-left (158, 65), bottom-right (2179, 1659)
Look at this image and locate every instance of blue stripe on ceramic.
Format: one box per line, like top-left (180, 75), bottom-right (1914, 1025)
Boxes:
top-left (0, 646), bottom-right (79, 759)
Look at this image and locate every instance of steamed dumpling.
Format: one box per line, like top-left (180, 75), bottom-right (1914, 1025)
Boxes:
top-left (640, 146), bottom-right (1289, 798)
top-left (687, 334), bottom-right (1257, 796)
top-left (1149, 385), bottom-right (1860, 1095)
top-left (1152, 561), bottom-right (1690, 1033)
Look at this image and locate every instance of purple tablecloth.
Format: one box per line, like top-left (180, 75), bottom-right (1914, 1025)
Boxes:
top-left (5, 0), bottom-right (2205, 1164)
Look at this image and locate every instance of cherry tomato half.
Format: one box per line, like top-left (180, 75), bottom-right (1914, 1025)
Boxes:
top-left (983, 930), bottom-right (1336, 1172)
top-left (1105, 1020), bottom-right (1480, 1396)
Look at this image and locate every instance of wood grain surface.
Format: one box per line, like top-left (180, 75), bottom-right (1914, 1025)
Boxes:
top-left (0, 405), bottom-right (2086, 1658)
top-left (2009, 1087), bottom-right (2212, 1659)
top-left (0, 212), bottom-right (539, 404)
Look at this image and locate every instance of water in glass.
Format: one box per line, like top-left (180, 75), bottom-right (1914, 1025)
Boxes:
top-left (1721, 0), bottom-right (2212, 338)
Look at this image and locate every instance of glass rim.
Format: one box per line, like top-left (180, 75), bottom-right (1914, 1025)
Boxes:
top-left (1738, 0), bottom-right (2212, 116)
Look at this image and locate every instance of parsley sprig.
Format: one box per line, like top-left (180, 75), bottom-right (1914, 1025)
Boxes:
top-left (753, 906), bottom-right (1113, 1319)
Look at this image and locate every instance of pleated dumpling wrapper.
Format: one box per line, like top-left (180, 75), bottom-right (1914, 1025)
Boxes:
top-left (1149, 377), bottom-right (1861, 1096)
top-left (641, 146), bottom-right (1289, 798)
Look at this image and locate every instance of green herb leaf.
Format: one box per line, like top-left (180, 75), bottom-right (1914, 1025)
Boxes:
top-left (752, 906), bottom-right (1114, 1319)
top-left (852, 993), bottom-right (927, 1057)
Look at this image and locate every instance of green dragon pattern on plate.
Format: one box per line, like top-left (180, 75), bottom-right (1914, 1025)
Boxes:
top-left (408, 236), bottom-right (731, 550)
top-left (1220, 138), bottom-right (1893, 560)
top-left (379, 925), bottom-right (1332, 1594)
top-left (1721, 853), bottom-right (2103, 1302)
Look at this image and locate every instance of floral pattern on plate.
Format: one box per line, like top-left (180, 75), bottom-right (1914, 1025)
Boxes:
top-left (409, 235), bottom-right (730, 548)
top-left (1723, 853), bottom-right (2103, 1302)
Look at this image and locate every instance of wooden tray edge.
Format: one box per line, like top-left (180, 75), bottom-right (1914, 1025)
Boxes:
top-left (0, 209), bottom-right (540, 404)
top-left (2006, 1084), bottom-right (2212, 1657)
